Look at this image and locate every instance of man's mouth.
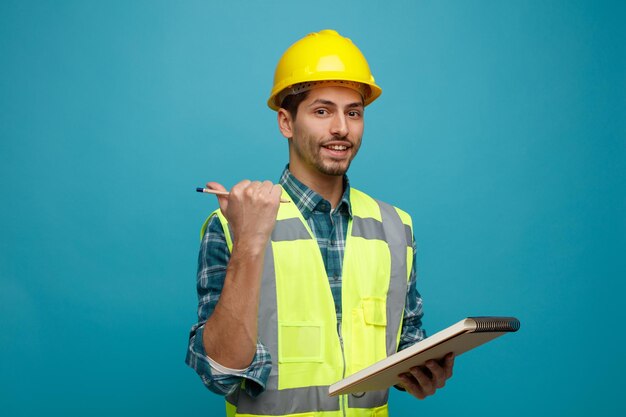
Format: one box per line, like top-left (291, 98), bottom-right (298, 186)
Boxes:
top-left (321, 143), bottom-right (352, 159)
top-left (324, 144), bottom-right (349, 151)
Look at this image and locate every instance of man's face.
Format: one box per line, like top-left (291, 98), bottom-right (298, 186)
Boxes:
top-left (285, 86), bottom-right (365, 179)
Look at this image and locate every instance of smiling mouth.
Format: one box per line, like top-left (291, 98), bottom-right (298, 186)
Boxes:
top-left (324, 144), bottom-right (349, 151)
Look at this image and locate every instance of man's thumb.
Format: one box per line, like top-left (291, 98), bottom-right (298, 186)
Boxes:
top-left (205, 181), bottom-right (229, 214)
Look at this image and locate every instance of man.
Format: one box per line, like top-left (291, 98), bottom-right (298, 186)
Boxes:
top-left (186, 29), bottom-right (454, 416)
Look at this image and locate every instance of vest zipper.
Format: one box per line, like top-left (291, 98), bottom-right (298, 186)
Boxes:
top-left (337, 322), bottom-right (347, 417)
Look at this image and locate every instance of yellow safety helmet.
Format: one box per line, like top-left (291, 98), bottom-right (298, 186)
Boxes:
top-left (268, 29), bottom-right (382, 111)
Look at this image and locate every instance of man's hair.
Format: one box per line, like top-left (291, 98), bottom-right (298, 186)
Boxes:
top-left (279, 90), bottom-right (310, 120)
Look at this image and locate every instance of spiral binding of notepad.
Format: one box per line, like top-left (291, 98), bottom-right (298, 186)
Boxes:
top-left (471, 317), bottom-right (521, 332)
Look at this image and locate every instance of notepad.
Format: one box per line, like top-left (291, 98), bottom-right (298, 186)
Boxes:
top-left (329, 316), bottom-right (520, 396)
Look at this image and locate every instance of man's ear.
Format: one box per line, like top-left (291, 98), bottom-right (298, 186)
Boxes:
top-left (277, 108), bottom-right (294, 139)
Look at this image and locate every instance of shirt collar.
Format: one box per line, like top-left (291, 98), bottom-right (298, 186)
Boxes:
top-left (279, 166), bottom-right (352, 220)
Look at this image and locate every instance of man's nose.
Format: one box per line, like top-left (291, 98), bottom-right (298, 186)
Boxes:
top-left (330, 113), bottom-right (349, 137)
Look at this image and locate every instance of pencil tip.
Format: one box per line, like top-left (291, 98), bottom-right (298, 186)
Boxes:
top-left (196, 187), bottom-right (204, 192)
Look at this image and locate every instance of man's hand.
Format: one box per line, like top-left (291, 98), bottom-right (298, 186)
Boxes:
top-left (206, 180), bottom-right (282, 249)
top-left (398, 353), bottom-right (455, 400)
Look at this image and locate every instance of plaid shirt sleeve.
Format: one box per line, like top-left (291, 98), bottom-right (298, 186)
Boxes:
top-left (185, 214), bottom-right (272, 398)
top-left (397, 237), bottom-right (427, 351)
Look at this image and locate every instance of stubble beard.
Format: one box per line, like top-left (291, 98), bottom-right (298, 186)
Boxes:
top-left (295, 135), bottom-right (361, 177)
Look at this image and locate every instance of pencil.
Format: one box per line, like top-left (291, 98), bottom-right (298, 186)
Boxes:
top-left (196, 187), bottom-right (291, 203)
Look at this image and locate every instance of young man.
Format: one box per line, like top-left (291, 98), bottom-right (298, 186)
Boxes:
top-left (186, 30), bottom-right (454, 416)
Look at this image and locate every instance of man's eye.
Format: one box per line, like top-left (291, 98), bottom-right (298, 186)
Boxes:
top-left (315, 109), bottom-right (328, 115)
top-left (348, 111), bottom-right (361, 118)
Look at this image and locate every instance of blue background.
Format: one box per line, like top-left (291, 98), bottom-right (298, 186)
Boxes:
top-left (1, 1), bottom-right (625, 416)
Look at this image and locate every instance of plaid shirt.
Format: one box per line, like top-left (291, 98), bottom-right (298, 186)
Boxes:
top-left (186, 167), bottom-right (425, 397)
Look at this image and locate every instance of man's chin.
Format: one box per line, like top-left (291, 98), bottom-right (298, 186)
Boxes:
top-left (318, 162), bottom-right (350, 176)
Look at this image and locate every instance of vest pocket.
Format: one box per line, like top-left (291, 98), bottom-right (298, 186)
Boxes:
top-left (352, 297), bottom-right (387, 372)
top-left (362, 297), bottom-right (387, 326)
top-left (278, 321), bottom-right (324, 363)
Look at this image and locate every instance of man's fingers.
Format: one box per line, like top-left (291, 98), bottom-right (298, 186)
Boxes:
top-left (205, 181), bottom-right (229, 213)
top-left (409, 366), bottom-right (434, 396)
top-left (209, 180), bottom-right (278, 201)
top-left (205, 181), bottom-right (228, 192)
top-left (399, 374), bottom-right (425, 400)
top-left (271, 184), bottom-right (282, 200)
top-left (255, 181), bottom-right (274, 200)
top-left (444, 353), bottom-right (455, 379)
top-left (261, 180), bottom-right (274, 193)
top-left (398, 356), bottom-right (454, 400)
top-left (425, 360), bottom-right (446, 389)
top-left (246, 181), bottom-right (281, 207)
top-left (230, 179), bottom-right (252, 200)
top-left (257, 181), bottom-right (281, 198)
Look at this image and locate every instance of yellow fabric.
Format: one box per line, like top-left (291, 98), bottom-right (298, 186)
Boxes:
top-left (272, 190), bottom-right (343, 388)
top-left (353, 405), bottom-right (388, 417)
top-left (229, 406), bottom-right (389, 417)
top-left (349, 189), bottom-right (383, 221)
top-left (200, 216), bottom-right (211, 241)
top-left (226, 400), bottom-right (236, 417)
top-left (278, 322), bottom-right (324, 362)
top-left (207, 186), bottom-right (411, 417)
top-left (200, 210), bottom-right (232, 250)
top-left (342, 189), bottom-right (392, 375)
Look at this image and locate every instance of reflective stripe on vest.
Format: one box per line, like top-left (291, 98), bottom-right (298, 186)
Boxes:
top-left (205, 187), bottom-right (413, 417)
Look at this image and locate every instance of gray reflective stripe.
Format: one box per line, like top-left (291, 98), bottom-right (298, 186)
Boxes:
top-left (351, 216), bottom-right (385, 240)
top-left (271, 218), bottom-right (312, 242)
top-left (348, 389), bottom-right (389, 409)
top-left (234, 384), bottom-right (339, 415)
top-left (404, 224), bottom-right (413, 247)
top-left (376, 200), bottom-right (410, 356)
top-left (259, 241), bottom-right (279, 390)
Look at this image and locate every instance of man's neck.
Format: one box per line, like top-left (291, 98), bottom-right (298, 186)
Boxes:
top-left (288, 167), bottom-right (345, 209)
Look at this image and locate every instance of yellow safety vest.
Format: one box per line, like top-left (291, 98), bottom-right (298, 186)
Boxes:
top-left (202, 187), bottom-right (414, 417)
